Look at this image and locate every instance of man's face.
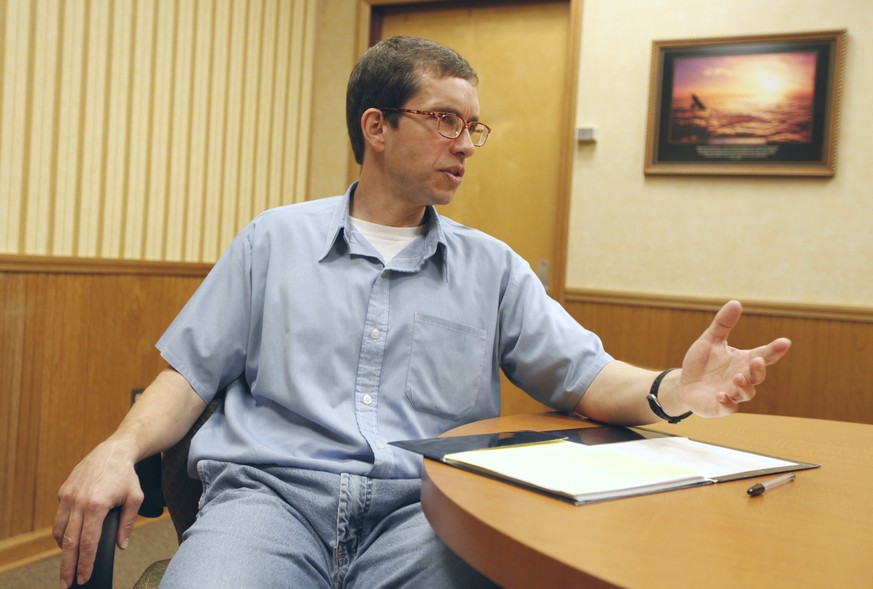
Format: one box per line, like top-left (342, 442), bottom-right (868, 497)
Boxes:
top-left (381, 72), bottom-right (480, 209)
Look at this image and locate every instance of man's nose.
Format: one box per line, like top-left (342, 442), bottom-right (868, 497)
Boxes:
top-left (452, 126), bottom-right (476, 157)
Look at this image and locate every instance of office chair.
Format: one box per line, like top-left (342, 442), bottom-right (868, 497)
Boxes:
top-left (73, 392), bottom-right (223, 589)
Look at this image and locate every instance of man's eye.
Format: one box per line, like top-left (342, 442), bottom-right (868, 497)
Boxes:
top-left (444, 115), bottom-right (464, 131)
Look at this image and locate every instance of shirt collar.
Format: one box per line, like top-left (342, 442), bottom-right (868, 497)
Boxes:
top-left (320, 182), bottom-right (449, 279)
top-left (320, 183), bottom-right (355, 260)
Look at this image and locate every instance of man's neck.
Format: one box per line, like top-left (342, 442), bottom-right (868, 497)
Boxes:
top-left (351, 178), bottom-right (427, 228)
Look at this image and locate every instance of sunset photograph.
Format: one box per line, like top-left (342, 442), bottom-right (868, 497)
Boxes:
top-left (669, 51), bottom-right (819, 145)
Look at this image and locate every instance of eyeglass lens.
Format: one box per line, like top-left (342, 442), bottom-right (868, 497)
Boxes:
top-left (438, 113), bottom-right (489, 147)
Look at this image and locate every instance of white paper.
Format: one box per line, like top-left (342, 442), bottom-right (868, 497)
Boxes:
top-left (443, 436), bottom-right (798, 503)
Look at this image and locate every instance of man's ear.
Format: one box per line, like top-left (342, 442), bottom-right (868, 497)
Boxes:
top-left (360, 108), bottom-right (388, 155)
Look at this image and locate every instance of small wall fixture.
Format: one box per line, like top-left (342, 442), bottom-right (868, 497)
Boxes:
top-left (576, 127), bottom-right (596, 142)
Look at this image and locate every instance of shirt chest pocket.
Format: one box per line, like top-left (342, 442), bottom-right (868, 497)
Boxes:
top-left (405, 313), bottom-right (487, 421)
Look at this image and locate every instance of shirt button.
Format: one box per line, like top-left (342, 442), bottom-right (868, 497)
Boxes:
top-left (375, 440), bottom-right (387, 449)
top-left (370, 328), bottom-right (381, 340)
top-left (362, 394), bottom-right (373, 405)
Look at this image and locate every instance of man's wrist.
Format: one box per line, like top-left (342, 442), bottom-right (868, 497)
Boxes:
top-left (104, 429), bottom-right (148, 464)
top-left (647, 369), bottom-right (693, 423)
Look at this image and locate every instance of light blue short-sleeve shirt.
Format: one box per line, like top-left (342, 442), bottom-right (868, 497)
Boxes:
top-left (157, 183), bottom-right (613, 479)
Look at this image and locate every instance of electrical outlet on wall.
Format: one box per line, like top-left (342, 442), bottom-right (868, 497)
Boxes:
top-left (536, 259), bottom-right (551, 293)
top-left (130, 388), bottom-right (145, 406)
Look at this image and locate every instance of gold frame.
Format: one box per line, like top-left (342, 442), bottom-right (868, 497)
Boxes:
top-left (644, 30), bottom-right (847, 177)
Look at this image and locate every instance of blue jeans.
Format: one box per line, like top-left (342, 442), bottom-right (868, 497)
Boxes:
top-left (159, 461), bottom-right (498, 588)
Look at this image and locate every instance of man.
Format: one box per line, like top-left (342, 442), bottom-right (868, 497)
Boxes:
top-left (54, 36), bottom-right (791, 588)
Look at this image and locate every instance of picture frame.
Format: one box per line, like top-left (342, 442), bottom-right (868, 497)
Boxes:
top-left (644, 30), bottom-right (847, 176)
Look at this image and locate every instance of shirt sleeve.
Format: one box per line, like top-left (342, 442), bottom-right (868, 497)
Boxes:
top-left (497, 254), bottom-right (613, 411)
top-left (156, 226), bottom-right (255, 404)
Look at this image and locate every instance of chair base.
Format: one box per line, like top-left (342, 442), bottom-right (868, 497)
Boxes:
top-left (133, 559), bottom-right (171, 589)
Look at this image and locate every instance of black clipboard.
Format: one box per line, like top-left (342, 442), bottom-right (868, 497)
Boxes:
top-left (391, 429), bottom-right (570, 461)
top-left (391, 425), bottom-right (820, 504)
top-left (391, 425), bottom-right (672, 461)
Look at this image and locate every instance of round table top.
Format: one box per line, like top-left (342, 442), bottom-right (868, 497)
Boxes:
top-left (421, 412), bottom-right (873, 589)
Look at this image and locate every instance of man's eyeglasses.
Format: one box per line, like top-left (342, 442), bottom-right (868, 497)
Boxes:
top-left (378, 108), bottom-right (491, 147)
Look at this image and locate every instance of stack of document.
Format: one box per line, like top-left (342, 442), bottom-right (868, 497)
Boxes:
top-left (393, 427), bottom-right (818, 504)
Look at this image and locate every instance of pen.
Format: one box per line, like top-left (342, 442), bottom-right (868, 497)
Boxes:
top-left (747, 473), bottom-right (796, 497)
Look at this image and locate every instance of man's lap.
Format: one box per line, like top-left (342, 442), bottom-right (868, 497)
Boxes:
top-left (159, 461), bottom-right (497, 589)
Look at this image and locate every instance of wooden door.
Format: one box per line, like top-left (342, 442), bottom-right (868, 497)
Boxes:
top-left (370, 1), bottom-right (576, 414)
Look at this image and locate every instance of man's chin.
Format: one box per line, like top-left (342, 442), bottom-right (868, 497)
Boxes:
top-left (430, 188), bottom-right (458, 208)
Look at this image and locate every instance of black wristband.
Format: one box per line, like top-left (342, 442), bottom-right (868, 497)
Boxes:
top-left (646, 368), bottom-right (692, 424)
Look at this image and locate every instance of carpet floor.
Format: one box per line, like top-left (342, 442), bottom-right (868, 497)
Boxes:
top-left (0, 518), bottom-right (178, 589)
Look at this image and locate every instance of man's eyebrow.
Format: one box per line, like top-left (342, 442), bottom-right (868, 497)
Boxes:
top-left (432, 107), bottom-right (480, 122)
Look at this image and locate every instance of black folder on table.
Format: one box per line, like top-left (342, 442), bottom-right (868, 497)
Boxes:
top-left (392, 426), bottom-right (819, 505)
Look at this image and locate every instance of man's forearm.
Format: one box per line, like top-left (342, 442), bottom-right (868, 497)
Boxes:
top-left (54, 367), bottom-right (207, 588)
top-left (574, 360), bottom-right (685, 426)
top-left (109, 367), bottom-right (208, 462)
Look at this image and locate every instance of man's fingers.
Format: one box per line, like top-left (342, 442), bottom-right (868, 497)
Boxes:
top-left (731, 371), bottom-right (757, 401)
top-left (118, 501), bottom-right (142, 550)
top-left (716, 391), bottom-right (740, 414)
top-left (58, 511), bottom-right (83, 589)
top-left (74, 505), bottom-right (111, 586)
top-left (52, 502), bottom-right (71, 549)
top-left (706, 300), bottom-right (743, 343)
top-left (746, 356), bottom-right (766, 386)
top-left (761, 337), bottom-right (792, 365)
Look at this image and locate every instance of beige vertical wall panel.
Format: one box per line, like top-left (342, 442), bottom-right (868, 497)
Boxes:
top-left (184, 0), bottom-right (210, 261)
top-left (24, 0), bottom-right (57, 256)
top-left (102, 0), bottom-right (131, 259)
top-left (79, 0), bottom-right (110, 258)
top-left (126, 0), bottom-right (157, 260)
top-left (285, 0), bottom-right (306, 199)
top-left (235, 0), bottom-right (259, 231)
top-left (266, 0), bottom-right (290, 211)
top-left (308, 0), bottom-right (356, 199)
top-left (293, 0), bottom-right (313, 200)
top-left (201, 0), bottom-right (230, 261)
top-left (251, 0), bottom-right (274, 218)
top-left (1, 1), bottom-right (28, 252)
top-left (144, 0), bottom-right (175, 260)
top-left (0, 0), bottom-right (316, 263)
top-left (219, 0), bottom-right (247, 246)
top-left (53, 0), bottom-right (84, 256)
top-left (166, 0), bottom-right (194, 262)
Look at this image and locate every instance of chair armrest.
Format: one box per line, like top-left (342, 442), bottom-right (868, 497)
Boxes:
top-left (71, 506), bottom-right (120, 589)
top-left (135, 453), bottom-right (165, 518)
top-left (69, 453), bottom-right (166, 588)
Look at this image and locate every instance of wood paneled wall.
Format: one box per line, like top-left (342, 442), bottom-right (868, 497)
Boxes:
top-left (2, 258), bottom-right (871, 568)
top-left (0, 256), bottom-right (209, 564)
top-left (564, 291), bottom-right (873, 425)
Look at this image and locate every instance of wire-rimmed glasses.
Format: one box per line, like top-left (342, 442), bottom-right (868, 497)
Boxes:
top-left (378, 108), bottom-right (491, 147)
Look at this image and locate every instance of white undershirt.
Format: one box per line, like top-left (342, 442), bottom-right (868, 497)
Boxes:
top-left (350, 216), bottom-right (424, 263)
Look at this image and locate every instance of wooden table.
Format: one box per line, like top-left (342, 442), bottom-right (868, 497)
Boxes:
top-left (421, 412), bottom-right (873, 588)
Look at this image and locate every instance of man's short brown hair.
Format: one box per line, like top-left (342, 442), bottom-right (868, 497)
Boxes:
top-left (346, 36), bottom-right (478, 165)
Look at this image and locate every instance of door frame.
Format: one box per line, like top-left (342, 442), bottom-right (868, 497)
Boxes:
top-left (351, 0), bottom-right (582, 304)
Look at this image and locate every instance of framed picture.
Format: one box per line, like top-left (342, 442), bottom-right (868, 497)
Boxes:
top-left (645, 30), bottom-right (846, 176)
